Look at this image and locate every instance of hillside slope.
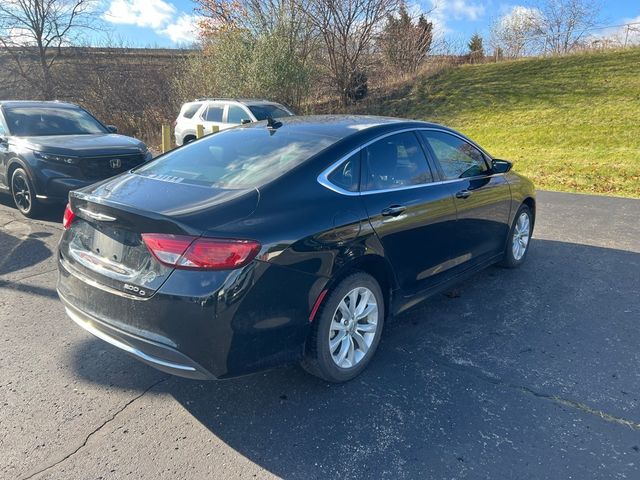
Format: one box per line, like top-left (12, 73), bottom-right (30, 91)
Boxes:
top-left (374, 49), bottom-right (640, 198)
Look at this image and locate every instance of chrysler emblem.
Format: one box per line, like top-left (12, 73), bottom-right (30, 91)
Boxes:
top-left (110, 158), bottom-right (122, 169)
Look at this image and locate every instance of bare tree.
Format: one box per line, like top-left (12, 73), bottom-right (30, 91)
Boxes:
top-left (298, 0), bottom-right (399, 105)
top-left (0, 0), bottom-right (99, 99)
top-left (535, 0), bottom-right (601, 54)
top-left (490, 6), bottom-right (542, 58)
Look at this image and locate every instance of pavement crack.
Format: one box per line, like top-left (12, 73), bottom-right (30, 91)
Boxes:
top-left (20, 376), bottom-right (169, 480)
top-left (433, 357), bottom-right (640, 431)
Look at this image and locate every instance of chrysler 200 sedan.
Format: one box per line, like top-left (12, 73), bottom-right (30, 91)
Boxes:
top-left (0, 101), bottom-right (152, 217)
top-left (57, 116), bottom-right (535, 382)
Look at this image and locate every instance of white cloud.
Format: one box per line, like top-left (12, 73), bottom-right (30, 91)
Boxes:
top-left (420, 0), bottom-right (486, 39)
top-left (103, 0), bottom-right (176, 30)
top-left (161, 14), bottom-right (201, 44)
top-left (447, 0), bottom-right (485, 21)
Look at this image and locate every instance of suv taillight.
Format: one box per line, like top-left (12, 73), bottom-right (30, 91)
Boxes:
top-left (63, 203), bottom-right (75, 229)
top-left (141, 234), bottom-right (260, 270)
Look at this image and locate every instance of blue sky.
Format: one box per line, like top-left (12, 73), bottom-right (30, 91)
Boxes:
top-left (97, 0), bottom-right (640, 48)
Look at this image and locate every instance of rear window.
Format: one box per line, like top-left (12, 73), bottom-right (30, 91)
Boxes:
top-left (248, 104), bottom-right (292, 121)
top-left (181, 103), bottom-right (202, 119)
top-left (135, 127), bottom-right (337, 189)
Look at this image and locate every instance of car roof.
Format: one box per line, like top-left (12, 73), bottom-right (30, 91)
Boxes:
top-left (241, 114), bottom-right (444, 141)
top-left (0, 100), bottom-right (78, 109)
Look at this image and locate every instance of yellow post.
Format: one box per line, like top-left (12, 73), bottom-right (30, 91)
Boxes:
top-left (196, 124), bottom-right (205, 139)
top-left (210, 125), bottom-right (219, 135)
top-left (161, 125), bottom-right (171, 153)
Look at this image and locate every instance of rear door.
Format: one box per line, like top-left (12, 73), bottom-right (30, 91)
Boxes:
top-left (360, 131), bottom-right (458, 295)
top-left (200, 102), bottom-right (227, 132)
top-left (420, 130), bottom-right (511, 268)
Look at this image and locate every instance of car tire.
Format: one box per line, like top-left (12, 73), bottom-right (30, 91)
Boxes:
top-left (11, 168), bottom-right (41, 218)
top-left (302, 272), bottom-right (385, 383)
top-left (499, 204), bottom-right (533, 268)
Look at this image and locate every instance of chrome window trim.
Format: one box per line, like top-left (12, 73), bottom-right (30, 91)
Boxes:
top-left (317, 127), bottom-right (495, 197)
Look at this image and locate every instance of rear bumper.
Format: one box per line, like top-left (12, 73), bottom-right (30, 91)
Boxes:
top-left (59, 292), bottom-right (215, 380)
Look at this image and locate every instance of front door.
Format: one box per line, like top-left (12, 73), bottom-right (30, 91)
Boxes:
top-left (360, 131), bottom-right (458, 296)
top-left (420, 130), bottom-right (511, 268)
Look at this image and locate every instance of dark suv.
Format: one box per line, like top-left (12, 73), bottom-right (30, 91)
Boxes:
top-left (0, 101), bottom-right (152, 217)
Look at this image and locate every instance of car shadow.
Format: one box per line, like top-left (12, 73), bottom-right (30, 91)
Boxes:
top-left (0, 194), bottom-right (66, 223)
top-left (0, 229), bottom-right (53, 277)
top-left (69, 238), bottom-right (640, 478)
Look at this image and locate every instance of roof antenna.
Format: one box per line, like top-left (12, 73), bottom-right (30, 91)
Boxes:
top-left (266, 116), bottom-right (282, 131)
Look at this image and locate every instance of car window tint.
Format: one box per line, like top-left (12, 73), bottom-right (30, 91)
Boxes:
top-left (135, 127), bottom-right (338, 189)
top-left (248, 104), bottom-right (291, 121)
top-left (421, 131), bottom-right (488, 179)
top-left (204, 105), bottom-right (224, 122)
top-left (182, 103), bottom-right (202, 119)
top-left (328, 153), bottom-right (360, 192)
top-left (228, 105), bottom-right (248, 124)
top-left (362, 132), bottom-right (433, 191)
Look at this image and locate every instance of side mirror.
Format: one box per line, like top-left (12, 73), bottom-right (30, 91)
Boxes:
top-left (240, 119), bottom-right (251, 125)
top-left (491, 159), bottom-right (512, 174)
top-left (106, 125), bottom-right (118, 133)
top-left (0, 136), bottom-right (8, 147)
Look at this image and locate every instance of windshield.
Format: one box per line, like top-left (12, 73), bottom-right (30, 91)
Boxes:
top-left (248, 104), bottom-right (292, 121)
top-left (135, 127), bottom-right (337, 189)
top-left (3, 106), bottom-right (108, 136)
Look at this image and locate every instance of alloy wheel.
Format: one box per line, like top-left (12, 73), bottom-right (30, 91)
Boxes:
top-left (328, 286), bottom-right (379, 369)
top-left (12, 173), bottom-right (32, 213)
top-left (512, 211), bottom-right (531, 261)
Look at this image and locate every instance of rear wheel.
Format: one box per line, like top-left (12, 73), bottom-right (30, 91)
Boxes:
top-left (11, 168), bottom-right (41, 218)
top-left (499, 204), bottom-right (532, 268)
top-left (302, 272), bottom-right (384, 382)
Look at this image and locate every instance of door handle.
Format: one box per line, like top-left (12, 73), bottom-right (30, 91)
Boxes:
top-left (381, 205), bottom-right (407, 217)
top-left (455, 190), bottom-right (472, 199)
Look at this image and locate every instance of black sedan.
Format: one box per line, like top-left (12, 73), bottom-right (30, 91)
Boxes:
top-left (0, 101), bottom-right (152, 217)
top-left (57, 115), bottom-right (535, 382)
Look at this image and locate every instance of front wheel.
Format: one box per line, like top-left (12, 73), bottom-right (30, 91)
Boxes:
top-left (11, 168), bottom-right (41, 218)
top-left (302, 273), bottom-right (385, 383)
top-left (499, 204), bottom-right (532, 268)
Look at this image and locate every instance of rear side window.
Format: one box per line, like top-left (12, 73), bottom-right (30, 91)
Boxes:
top-left (204, 105), bottom-right (224, 122)
top-left (181, 103), bottom-right (202, 119)
top-left (327, 153), bottom-right (360, 192)
top-left (362, 132), bottom-right (433, 191)
top-left (136, 127), bottom-right (338, 189)
top-left (227, 105), bottom-right (249, 124)
top-left (421, 131), bottom-right (488, 179)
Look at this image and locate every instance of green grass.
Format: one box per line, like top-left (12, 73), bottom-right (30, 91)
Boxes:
top-left (375, 49), bottom-right (640, 198)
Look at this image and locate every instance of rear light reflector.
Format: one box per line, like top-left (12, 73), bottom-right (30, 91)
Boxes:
top-left (142, 234), bottom-right (261, 270)
top-left (63, 203), bottom-right (75, 229)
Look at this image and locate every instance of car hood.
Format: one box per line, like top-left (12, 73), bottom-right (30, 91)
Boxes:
top-left (15, 134), bottom-right (146, 157)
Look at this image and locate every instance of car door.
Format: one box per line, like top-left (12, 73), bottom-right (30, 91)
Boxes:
top-left (419, 130), bottom-right (511, 269)
top-left (226, 104), bottom-right (253, 126)
top-left (360, 131), bottom-right (459, 296)
top-left (200, 102), bottom-right (227, 132)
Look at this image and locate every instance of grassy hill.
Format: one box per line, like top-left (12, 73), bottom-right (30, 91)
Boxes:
top-left (373, 48), bottom-right (640, 198)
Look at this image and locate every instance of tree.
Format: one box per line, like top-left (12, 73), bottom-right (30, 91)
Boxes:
top-left (299, 0), bottom-right (400, 105)
top-left (535, 0), bottom-right (600, 54)
top-left (380, 4), bottom-right (433, 74)
top-left (467, 33), bottom-right (484, 63)
top-left (0, 0), bottom-right (99, 99)
top-left (490, 6), bottom-right (542, 58)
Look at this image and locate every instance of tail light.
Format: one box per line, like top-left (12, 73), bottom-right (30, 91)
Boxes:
top-left (63, 203), bottom-right (75, 229)
top-left (142, 234), bottom-right (260, 270)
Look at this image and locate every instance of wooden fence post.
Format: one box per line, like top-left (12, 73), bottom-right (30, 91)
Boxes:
top-left (161, 125), bottom-right (171, 153)
top-left (211, 125), bottom-right (219, 134)
top-left (196, 124), bottom-right (205, 139)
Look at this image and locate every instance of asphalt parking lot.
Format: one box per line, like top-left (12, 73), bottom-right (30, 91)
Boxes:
top-left (1, 190), bottom-right (638, 480)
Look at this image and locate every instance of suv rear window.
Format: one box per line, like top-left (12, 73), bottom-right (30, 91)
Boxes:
top-left (136, 127), bottom-right (337, 189)
top-left (181, 103), bottom-right (202, 119)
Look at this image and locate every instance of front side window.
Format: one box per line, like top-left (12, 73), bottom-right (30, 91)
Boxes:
top-left (421, 131), bottom-right (488, 180)
top-left (227, 105), bottom-right (249, 124)
top-left (136, 127), bottom-right (338, 189)
top-left (0, 117), bottom-right (6, 136)
top-left (327, 153), bottom-right (360, 192)
top-left (3, 106), bottom-right (107, 136)
top-left (362, 132), bottom-right (433, 191)
top-left (204, 105), bottom-right (224, 122)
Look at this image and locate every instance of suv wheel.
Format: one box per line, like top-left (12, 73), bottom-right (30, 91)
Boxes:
top-left (11, 168), bottom-right (41, 218)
